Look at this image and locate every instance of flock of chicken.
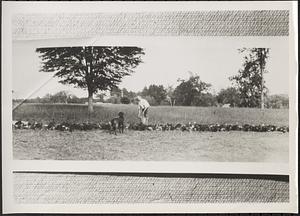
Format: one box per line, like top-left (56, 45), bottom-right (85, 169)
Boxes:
top-left (12, 120), bottom-right (289, 133)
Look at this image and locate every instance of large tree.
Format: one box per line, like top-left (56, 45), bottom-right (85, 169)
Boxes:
top-left (230, 48), bottom-right (270, 108)
top-left (173, 74), bottom-right (211, 106)
top-left (36, 46), bottom-right (144, 113)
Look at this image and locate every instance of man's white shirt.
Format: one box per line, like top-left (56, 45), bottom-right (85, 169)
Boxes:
top-left (138, 99), bottom-right (150, 110)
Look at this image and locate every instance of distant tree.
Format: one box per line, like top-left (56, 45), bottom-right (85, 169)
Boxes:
top-left (96, 92), bottom-right (107, 102)
top-left (265, 94), bottom-right (289, 109)
top-left (230, 48), bottom-right (270, 108)
top-left (141, 86), bottom-right (149, 97)
top-left (36, 46), bottom-right (144, 113)
top-left (110, 86), bottom-right (122, 98)
top-left (106, 95), bottom-right (121, 104)
top-left (166, 86), bottom-right (176, 106)
top-left (68, 94), bottom-right (81, 104)
top-left (120, 97), bottom-right (130, 104)
top-left (107, 87), bottom-right (138, 104)
top-left (51, 91), bottom-right (70, 103)
top-left (141, 84), bottom-right (166, 105)
top-left (143, 95), bottom-right (158, 106)
top-left (217, 87), bottom-right (241, 107)
top-left (192, 93), bottom-right (217, 107)
top-left (26, 97), bottom-right (42, 104)
top-left (174, 74), bottom-right (211, 106)
top-left (121, 88), bottom-right (129, 96)
top-left (122, 88), bottom-right (137, 101)
top-left (42, 93), bottom-right (53, 103)
top-left (77, 97), bottom-right (88, 104)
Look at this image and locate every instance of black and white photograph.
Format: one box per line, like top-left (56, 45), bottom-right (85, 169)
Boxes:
top-left (12, 39), bottom-right (290, 163)
top-left (2, 1), bottom-right (298, 214)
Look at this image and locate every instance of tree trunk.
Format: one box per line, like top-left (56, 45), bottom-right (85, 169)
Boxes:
top-left (261, 68), bottom-right (264, 109)
top-left (260, 49), bottom-right (264, 110)
top-left (88, 92), bottom-right (94, 113)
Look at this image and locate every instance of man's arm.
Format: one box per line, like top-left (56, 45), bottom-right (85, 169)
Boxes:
top-left (138, 104), bottom-right (142, 118)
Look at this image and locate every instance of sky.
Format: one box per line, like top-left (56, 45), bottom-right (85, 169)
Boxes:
top-left (12, 37), bottom-right (289, 99)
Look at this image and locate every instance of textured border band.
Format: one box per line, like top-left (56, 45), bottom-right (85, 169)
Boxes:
top-left (14, 172), bottom-right (289, 204)
top-left (12, 10), bottom-right (289, 40)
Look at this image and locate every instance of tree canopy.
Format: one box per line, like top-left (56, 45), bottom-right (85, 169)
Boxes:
top-left (217, 87), bottom-right (240, 107)
top-left (230, 48), bottom-right (270, 108)
top-left (36, 46), bottom-right (144, 112)
top-left (174, 74), bottom-right (211, 106)
top-left (141, 84), bottom-right (167, 105)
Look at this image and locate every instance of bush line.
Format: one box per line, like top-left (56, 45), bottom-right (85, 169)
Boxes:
top-left (12, 121), bottom-right (289, 133)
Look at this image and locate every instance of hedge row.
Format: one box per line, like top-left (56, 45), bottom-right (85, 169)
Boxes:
top-left (12, 121), bottom-right (289, 133)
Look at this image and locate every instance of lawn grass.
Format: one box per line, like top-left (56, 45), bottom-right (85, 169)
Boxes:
top-left (13, 103), bottom-right (289, 126)
top-left (13, 103), bottom-right (289, 162)
top-left (13, 129), bottom-right (289, 162)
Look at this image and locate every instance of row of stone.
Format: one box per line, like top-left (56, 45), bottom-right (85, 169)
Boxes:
top-left (12, 120), bottom-right (289, 133)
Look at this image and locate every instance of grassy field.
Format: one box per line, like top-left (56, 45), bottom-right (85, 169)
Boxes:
top-left (13, 103), bottom-right (289, 125)
top-left (12, 103), bottom-right (289, 162)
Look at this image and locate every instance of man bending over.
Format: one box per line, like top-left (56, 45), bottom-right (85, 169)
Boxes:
top-left (135, 96), bottom-right (150, 125)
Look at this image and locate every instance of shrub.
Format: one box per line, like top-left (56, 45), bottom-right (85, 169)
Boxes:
top-left (217, 87), bottom-right (241, 107)
top-left (105, 96), bottom-right (121, 104)
top-left (120, 97), bottom-right (130, 104)
top-left (265, 94), bottom-right (289, 109)
top-left (192, 93), bottom-right (218, 107)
